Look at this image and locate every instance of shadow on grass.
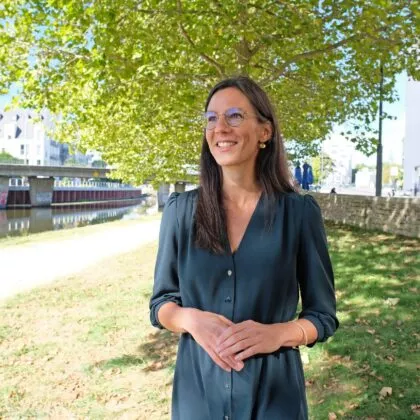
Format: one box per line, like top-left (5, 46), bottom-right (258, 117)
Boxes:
top-left (87, 330), bottom-right (178, 375)
top-left (307, 222), bottom-right (420, 419)
top-left (90, 354), bottom-right (146, 371)
top-left (137, 330), bottom-right (179, 372)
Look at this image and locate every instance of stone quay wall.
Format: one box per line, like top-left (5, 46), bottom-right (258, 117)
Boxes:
top-left (311, 192), bottom-right (420, 239)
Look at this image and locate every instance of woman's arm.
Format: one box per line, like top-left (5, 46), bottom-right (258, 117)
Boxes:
top-left (149, 193), bottom-right (183, 328)
top-left (296, 194), bottom-right (339, 346)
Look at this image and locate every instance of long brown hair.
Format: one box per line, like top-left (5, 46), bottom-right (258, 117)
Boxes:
top-left (195, 76), bottom-right (297, 254)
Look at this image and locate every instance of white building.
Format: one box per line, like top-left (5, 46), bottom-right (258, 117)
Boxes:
top-left (321, 136), bottom-right (353, 186)
top-left (0, 109), bottom-right (88, 166)
top-left (403, 79), bottom-right (420, 193)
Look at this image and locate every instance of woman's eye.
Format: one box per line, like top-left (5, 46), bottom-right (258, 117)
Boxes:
top-left (208, 115), bottom-right (217, 122)
top-left (229, 112), bottom-right (243, 120)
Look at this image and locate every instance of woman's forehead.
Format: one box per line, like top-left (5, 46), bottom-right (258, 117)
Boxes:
top-left (207, 87), bottom-right (253, 111)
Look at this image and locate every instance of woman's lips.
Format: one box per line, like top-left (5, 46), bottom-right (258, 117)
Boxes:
top-left (216, 141), bottom-right (237, 151)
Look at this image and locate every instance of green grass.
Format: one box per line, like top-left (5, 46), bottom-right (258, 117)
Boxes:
top-left (304, 222), bottom-right (420, 419)
top-left (0, 221), bottom-right (419, 419)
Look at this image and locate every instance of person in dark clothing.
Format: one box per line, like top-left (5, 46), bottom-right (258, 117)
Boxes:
top-left (150, 76), bottom-right (338, 420)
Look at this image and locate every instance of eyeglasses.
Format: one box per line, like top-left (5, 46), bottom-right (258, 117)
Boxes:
top-left (202, 107), bottom-right (258, 130)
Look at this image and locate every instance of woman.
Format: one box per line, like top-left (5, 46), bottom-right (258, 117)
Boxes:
top-left (149, 76), bottom-right (338, 419)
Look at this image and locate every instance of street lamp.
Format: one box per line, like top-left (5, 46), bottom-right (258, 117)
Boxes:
top-left (375, 64), bottom-right (384, 197)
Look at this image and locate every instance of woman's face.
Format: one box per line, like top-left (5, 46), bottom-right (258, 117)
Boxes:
top-left (205, 87), bottom-right (271, 171)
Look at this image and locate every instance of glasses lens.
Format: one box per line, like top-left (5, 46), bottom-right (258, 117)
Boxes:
top-left (225, 108), bottom-right (245, 127)
top-left (203, 111), bottom-right (217, 129)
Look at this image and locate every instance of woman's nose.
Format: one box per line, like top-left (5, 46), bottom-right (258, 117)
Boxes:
top-left (214, 115), bottom-right (230, 132)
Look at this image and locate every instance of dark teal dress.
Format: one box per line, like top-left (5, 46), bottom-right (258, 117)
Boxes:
top-left (150, 190), bottom-right (338, 420)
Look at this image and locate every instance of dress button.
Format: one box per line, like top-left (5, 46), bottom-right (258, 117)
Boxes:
top-left (224, 416), bottom-right (229, 420)
top-left (227, 270), bottom-right (232, 276)
top-left (224, 383), bottom-right (230, 389)
top-left (225, 296), bottom-right (232, 303)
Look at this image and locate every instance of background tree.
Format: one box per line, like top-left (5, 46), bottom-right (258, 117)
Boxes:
top-left (311, 152), bottom-right (335, 185)
top-left (382, 162), bottom-right (403, 185)
top-left (0, 151), bottom-right (23, 164)
top-left (91, 159), bottom-right (108, 168)
top-left (0, 0), bottom-right (418, 183)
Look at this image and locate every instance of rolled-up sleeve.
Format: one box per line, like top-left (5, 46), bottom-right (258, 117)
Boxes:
top-left (297, 194), bottom-right (339, 345)
top-left (149, 192), bottom-right (182, 329)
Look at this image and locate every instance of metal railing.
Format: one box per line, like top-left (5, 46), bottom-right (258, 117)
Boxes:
top-left (8, 178), bottom-right (136, 189)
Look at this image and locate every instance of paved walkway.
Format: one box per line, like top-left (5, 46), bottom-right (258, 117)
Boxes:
top-left (0, 219), bottom-right (161, 300)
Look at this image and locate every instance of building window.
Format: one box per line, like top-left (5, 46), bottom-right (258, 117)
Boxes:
top-left (37, 160), bottom-right (41, 165)
top-left (20, 144), bottom-right (24, 155)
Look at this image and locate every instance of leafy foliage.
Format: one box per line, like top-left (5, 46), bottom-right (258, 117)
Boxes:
top-left (0, 1), bottom-right (418, 183)
top-left (311, 152), bottom-right (335, 184)
top-left (0, 151), bottom-right (23, 164)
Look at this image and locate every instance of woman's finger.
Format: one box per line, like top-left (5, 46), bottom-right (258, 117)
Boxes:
top-left (219, 337), bottom-right (256, 358)
top-left (217, 322), bottom-right (248, 346)
top-left (234, 344), bottom-right (260, 362)
top-left (217, 329), bottom-right (250, 352)
top-left (206, 347), bottom-right (232, 372)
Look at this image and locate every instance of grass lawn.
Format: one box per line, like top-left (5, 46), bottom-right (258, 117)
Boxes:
top-left (0, 221), bottom-right (419, 419)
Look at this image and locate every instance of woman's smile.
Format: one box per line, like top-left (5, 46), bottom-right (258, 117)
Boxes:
top-left (215, 140), bottom-right (238, 151)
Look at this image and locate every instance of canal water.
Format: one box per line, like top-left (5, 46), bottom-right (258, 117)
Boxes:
top-left (0, 198), bottom-right (153, 239)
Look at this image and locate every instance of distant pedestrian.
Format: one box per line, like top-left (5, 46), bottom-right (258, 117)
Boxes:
top-left (330, 187), bottom-right (336, 194)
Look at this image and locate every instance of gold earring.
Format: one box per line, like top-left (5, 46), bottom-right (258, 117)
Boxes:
top-left (259, 142), bottom-right (266, 149)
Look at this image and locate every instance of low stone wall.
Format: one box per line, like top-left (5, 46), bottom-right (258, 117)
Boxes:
top-left (311, 192), bottom-right (420, 239)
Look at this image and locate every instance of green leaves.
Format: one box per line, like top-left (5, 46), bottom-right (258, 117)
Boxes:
top-left (1, 0), bottom-right (418, 183)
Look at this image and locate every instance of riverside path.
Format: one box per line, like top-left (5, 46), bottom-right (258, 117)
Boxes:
top-left (0, 218), bottom-right (161, 300)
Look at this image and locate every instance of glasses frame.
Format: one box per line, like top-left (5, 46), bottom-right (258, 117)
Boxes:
top-left (202, 107), bottom-right (260, 131)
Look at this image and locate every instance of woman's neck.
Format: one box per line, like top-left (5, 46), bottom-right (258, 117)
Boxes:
top-left (221, 167), bottom-right (261, 206)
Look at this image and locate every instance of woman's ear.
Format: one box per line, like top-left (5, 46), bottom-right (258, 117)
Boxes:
top-left (262, 122), bottom-right (273, 142)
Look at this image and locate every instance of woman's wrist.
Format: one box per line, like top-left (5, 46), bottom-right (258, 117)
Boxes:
top-left (178, 307), bottom-right (200, 334)
top-left (272, 321), bottom-right (308, 348)
top-left (157, 303), bottom-right (199, 334)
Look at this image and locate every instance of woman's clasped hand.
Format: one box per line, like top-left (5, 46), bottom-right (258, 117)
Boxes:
top-left (216, 320), bottom-right (286, 364)
top-left (185, 308), bottom-right (244, 372)
top-left (186, 309), bottom-right (291, 372)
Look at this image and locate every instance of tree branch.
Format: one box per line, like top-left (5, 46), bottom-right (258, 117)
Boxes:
top-left (261, 35), bottom-right (360, 85)
top-left (176, 0), bottom-right (226, 77)
top-left (263, 31), bottom-right (404, 85)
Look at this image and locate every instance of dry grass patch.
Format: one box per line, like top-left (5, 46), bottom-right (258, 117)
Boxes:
top-left (1, 241), bottom-right (175, 419)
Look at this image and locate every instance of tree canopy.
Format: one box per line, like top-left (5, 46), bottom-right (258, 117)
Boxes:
top-left (0, 0), bottom-right (418, 183)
